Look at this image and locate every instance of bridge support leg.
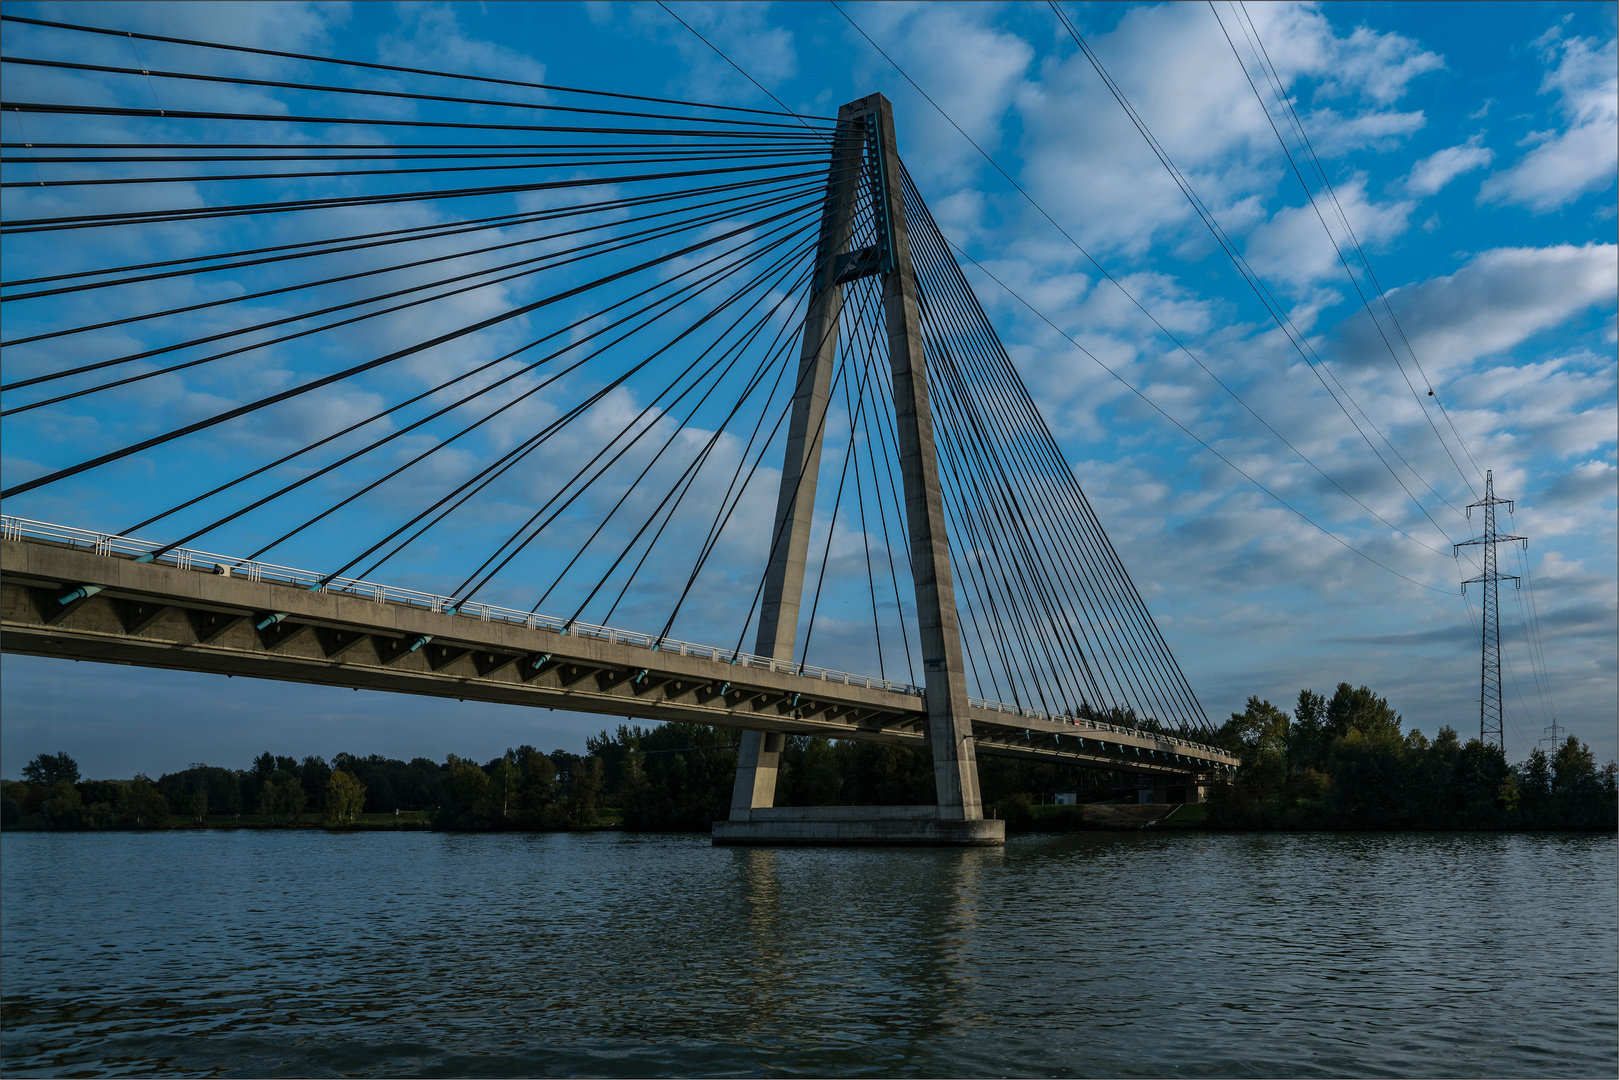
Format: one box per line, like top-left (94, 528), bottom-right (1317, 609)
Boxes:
top-left (871, 93), bottom-right (982, 822)
top-left (728, 99), bottom-right (865, 822)
top-left (730, 730), bottom-right (784, 820)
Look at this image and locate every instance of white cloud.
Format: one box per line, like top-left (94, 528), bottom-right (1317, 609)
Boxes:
top-left (1309, 22), bottom-right (1445, 104)
top-left (1377, 243), bottom-right (1619, 369)
top-left (1297, 106), bottom-right (1427, 157)
top-left (1213, 3), bottom-right (1443, 105)
top-left (1244, 174), bottom-right (1413, 290)
top-left (628, 1), bottom-right (799, 107)
top-left (1405, 135), bottom-right (1494, 196)
top-left (376, 4), bottom-right (549, 88)
top-left (1536, 459), bottom-right (1619, 513)
top-left (1005, 2), bottom-right (1439, 260)
top-left (1479, 34), bottom-right (1618, 212)
top-left (34, 0), bottom-right (347, 54)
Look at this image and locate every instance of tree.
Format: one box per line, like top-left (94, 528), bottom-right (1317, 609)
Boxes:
top-left (1326, 725), bottom-right (1410, 828)
top-left (3, 781), bottom-right (38, 815)
top-left (1449, 739), bottom-right (1511, 828)
top-left (514, 749), bottom-right (565, 829)
top-left (118, 775), bottom-right (170, 829)
top-left (837, 742), bottom-right (933, 806)
top-left (324, 769), bottom-right (366, 826)
top-left (612, 724), bottom-right (737, 831)
top-left (433, 755), bottom-right (495, 829)
top-left (568, 757), bottom-right (605, 825)
top-left (1325, 683), bottom-right (1402, 742)
top-left (1546, 736), bottom-right (1613, 829)
top-left (259, 770), bottom-right (306, 823)
top-left (300, 756), bottom-right (331, 813)
top-left (1289, 690), bottom-right (1329, 772)
top-left (794, 738), bottom-right (843, 805)
top-left (22, 752), bottom-right (80, 787)
top-left (1, 791), bottom-right (20, 828)
top-left (1219, 697), bottom-right (1290, 790)
top-left (1497, 773), bottom-right (1520, 813)
top-left (617, 746), bottom-right (648, 803)
top-left (487, 753), bottom-right (522, 821)
top-left (249, 752), bottom-right (278, 813)
top-left (41, 781), bottom-right (86, 829)
top-left (1521, 748), bottom-right (1552, 798)
top-left (1551, 735), bottom-right (1596, 796)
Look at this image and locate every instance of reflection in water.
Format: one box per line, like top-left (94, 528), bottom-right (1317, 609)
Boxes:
top-left (1, 831), bottom-right (1613, 1078)
top-left (725, 844), bottom-right (999, 1053)
top-left (737, 846), bottom-right (786, 1035)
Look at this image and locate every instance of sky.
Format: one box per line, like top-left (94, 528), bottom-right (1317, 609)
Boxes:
top-left (2, 0), bottom-right (1615, 779)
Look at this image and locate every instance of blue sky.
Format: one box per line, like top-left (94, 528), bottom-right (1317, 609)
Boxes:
top-left (2, 0), bottom-right (1614, 778)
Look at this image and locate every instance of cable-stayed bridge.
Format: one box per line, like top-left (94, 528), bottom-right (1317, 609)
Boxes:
top-left (1, 18), bottom-right (1236, 844)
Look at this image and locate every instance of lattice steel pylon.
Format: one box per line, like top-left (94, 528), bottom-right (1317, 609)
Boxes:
top-left (1538, 719), bottom-right (1566, 753)
top-left (1454, 470), bottom-right (1526, 751)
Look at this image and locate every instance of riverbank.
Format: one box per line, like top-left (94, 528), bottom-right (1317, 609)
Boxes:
top-left (10, 799), bottom-right (1610, 835)
top-left (0, 808), bottom-right (632, 833)
top-left (1, 810), bottom-right (434, 832)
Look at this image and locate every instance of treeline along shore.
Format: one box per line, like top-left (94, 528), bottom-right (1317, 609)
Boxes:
top-left (4, 683), bottom-right (1614, 833)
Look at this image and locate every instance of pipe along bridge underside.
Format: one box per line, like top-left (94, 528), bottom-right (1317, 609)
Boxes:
top-left (2, 533), bottom-right (1237, 780)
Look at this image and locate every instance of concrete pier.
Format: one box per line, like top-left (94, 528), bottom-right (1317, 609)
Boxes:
top-left (712, 806), bottom-right (1006, 846)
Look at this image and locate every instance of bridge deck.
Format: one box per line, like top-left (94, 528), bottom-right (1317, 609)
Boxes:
top-left (0, 528), bottom-right (1237, 778)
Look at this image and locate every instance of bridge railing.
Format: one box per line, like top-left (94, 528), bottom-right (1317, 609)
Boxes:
top-left (4, 515), bottom-right (1231, 762)
top-left (967, 696), bottom-right (1229, 759)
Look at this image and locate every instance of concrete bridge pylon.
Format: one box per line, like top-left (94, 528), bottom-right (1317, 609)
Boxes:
top-left (714, 94), bottom-right (999, 847)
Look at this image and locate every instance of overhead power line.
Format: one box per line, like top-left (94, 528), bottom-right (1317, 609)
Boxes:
top-left (1045, 0), bottom-right (1468, 556)
top-left (1220, 0), bottom-right (1487, 490)
top-left (829, 0), bottom-right (1458, 598)
top-left (1207, 1), bottom-right (1482, 503)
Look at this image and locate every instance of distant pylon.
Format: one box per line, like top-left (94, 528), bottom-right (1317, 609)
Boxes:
top-left (1454, 470), bottom-right (1526, 752)
top-left (1538, 719), bottom-right (1565, 753)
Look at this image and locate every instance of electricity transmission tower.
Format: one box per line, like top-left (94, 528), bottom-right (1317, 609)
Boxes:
top-left (1538, 719), bottom-right (1566, 754)
top-left (1454, 470), bottom-right (1526, 751)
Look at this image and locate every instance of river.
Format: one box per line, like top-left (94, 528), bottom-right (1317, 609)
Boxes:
top-left (2, 830), bottom-right (1614, 1077)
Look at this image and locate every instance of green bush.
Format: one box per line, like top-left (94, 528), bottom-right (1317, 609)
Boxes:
top-left (324, 769), bottom-right (367, 827)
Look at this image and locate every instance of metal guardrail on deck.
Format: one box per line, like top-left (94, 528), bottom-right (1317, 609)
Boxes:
top-left (967, 697), bottom-right (1222, 756)
top-left (3, 516), bottom-right (1231, 761)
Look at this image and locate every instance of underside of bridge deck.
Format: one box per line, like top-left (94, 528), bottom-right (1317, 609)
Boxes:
top-left (1, 537), bottom-right (1238, 780)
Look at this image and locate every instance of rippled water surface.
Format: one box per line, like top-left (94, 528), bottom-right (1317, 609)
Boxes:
top-left (2, 830), bottom-right (1614, 1077)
